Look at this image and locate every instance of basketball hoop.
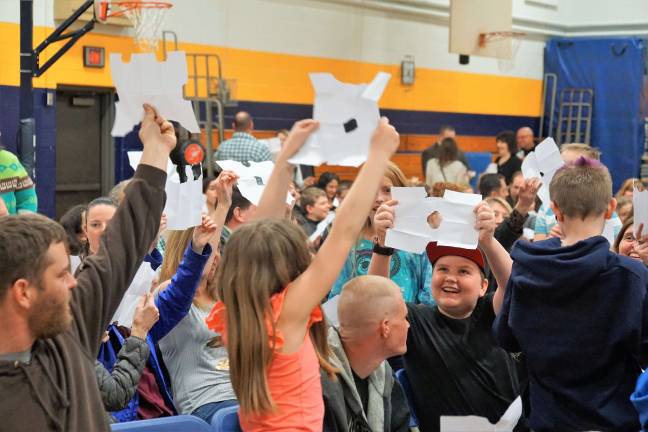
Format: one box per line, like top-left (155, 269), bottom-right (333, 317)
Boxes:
top-left (97, 1), bottom-right (172, 50)
top-left (479, 31), bottom-right (525, 72)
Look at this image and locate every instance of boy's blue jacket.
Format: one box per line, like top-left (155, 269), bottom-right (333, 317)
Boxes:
top-left (494, 236), bottom-right (648, 431)
top-left (98, 243), bottom-right (211, 422)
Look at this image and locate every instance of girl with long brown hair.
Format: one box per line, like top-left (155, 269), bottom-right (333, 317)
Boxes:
top-left (205, 118), bottom-right (400, 430)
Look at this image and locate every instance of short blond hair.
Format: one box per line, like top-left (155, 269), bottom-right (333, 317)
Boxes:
top-left (560, 143), bottom-right (601, 160)
top-left (550, 157), bottom-right (612, 219)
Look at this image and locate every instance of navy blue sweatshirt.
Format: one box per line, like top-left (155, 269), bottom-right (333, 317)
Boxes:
top-left (494, 236), bottom-right (648, 431)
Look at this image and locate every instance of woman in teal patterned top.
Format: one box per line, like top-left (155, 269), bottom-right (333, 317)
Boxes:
top-left (0, 147), bottom-right (38, 214)
top-left (328, 162), bottom-right (434, 305)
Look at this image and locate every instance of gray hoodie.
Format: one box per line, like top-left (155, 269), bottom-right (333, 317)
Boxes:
top-left (321, 327), bottom-right (410, 432)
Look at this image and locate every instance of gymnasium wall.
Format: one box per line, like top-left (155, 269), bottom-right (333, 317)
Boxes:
top-left (0, 0), bottom-right (547, 216)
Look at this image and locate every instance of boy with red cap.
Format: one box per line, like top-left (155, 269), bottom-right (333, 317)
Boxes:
top-left (368, 201), bottom-right (523, 431)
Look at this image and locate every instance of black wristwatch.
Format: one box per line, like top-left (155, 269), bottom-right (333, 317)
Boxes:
top-left (373, 243), bottom-right (395, 256)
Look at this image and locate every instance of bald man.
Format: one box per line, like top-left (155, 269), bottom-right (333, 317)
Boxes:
top-left (516, 127), bottom-right (535, 157)
top-left (213, 111), bottom-right (272, 162)
top-left (322, 275), bottom-right (411, 432)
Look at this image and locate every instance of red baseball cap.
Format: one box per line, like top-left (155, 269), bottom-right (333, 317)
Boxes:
top-left (426, 242), bottom-right (486, 272)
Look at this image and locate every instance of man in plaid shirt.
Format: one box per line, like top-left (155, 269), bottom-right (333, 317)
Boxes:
top-left (214, 112), bottom-right (273, 162)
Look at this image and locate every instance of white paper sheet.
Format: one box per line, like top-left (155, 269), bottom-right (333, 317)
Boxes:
top-left (164, 165), bottom-right (203, 230)
top-left (110, 51), bottom-right (200, 137)
top-left (440, 396), bottom-right (522, 432)
top-left (322, 295), bottom-right (340, 327)
top-left (288, 72), bottom-right (391, 167)
top-left (127, 151), bottom-right (175, 174)
top-left (521, 137), bottom-right (564, 205)
top-left (259, 137), bottom-right (282, 156)
top-left (634, 186), bottom-right (648, 237)
top-left (309, 212), bottom-right (336, 242)
top-left (385, 187), bottom-right (482, 253)
top-left (111, 262), bottom-right (158, 328)
top-left (215, 160), bottom-right (292, 206)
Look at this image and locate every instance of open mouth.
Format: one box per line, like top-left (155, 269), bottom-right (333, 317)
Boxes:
top-left (630, 253), bottom-right (641, 259)
top-left (441, 286), bottom-right (460, 294)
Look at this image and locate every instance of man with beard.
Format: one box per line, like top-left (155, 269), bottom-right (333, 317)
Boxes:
top-left (0, 104), bottom-right (174, 432)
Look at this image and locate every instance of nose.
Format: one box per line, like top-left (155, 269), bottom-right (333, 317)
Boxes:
top-left (67, 274), bottom-right (78, 290)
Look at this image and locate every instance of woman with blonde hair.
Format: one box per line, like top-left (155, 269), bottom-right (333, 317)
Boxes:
top-left (616, 178), bottom-right (640, 200)
top-left (328, 160), bottom-right (434, 304)
top-left (204, 118), bottom-right (399, 430)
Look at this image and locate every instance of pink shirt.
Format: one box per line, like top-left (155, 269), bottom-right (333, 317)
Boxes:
top-left (206, 288), bottom-right (325, 431)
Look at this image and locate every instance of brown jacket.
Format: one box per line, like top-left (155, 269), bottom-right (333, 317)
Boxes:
top-left (0, 165), bottom-right (166, 432)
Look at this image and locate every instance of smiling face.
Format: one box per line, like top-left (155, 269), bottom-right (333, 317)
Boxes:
top-left (432, 255), bottom-right (487, 318)
top-left (325, 179), bottom-right (339, 201)
top-left (618, 224), bottom-right (639, 260)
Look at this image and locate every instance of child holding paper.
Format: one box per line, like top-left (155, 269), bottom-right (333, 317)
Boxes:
top-left (369, 201), bottom-right (523, 431)
top-left (205, 118), bottom-right (400, 430)
top-left (495, 157), bottom-right (648, 431)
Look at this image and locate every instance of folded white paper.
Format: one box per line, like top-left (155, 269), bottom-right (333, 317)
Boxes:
top-left (440, 396), bottom-right (522, 432)
top-left (111, 262), bottom-right (158, 328)
top-left (127, 151), bottom-right (174, 174)
top-left (111, 51), bottom-right (200, 137)
top-left (521, 137), bottom-right (564, 204)
top-left (309, 212), bottom-right (336, 242)
top-left (385, 187), bottom-right (483, 253)
top-left (164, 165), bottom-right (203, 230)
top-left (215, 160), bottom-right (292, 206)
top-left (288, 72), bottom-right (391, 167)
top-left (322, 295), bottom-right (340, 327)
top-left (634, 186), bottom-right (648, 237)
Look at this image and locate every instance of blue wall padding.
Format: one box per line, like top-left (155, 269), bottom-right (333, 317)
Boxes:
top-left (544, 37), bottom-right (645, 192)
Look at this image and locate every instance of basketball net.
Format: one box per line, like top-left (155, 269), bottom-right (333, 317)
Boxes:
top-left (124, 5), bottom-right (170, 51)
top-left (479, 32), bottom-right (525, 72)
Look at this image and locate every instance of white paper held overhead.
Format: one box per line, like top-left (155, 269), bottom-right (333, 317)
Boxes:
top-left (111, 51), bottom-right (200, 137)
top-left (289, 72), bottom-right (391, 167)
top-left (521, 137), bottom-right (563, 205)
top-left (111, 262), bottom-right (158, 328)
top-left (164, 165), bottom-right (203, 230)
top-left (215, 160), bottom-right (292, 206)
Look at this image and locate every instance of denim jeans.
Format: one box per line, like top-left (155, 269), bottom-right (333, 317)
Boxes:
top-left (192, 399), bottom-right (238, 424)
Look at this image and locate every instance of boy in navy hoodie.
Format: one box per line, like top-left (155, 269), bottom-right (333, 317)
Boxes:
top-left (494, 157), bottom-right (648, 431)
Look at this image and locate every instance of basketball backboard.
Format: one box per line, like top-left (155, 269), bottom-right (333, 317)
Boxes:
top-left (53, 0), bottom-right (131, 26)
top-left (449, 0), bottom-right (514, 60)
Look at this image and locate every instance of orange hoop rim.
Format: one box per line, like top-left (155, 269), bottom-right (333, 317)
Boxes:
top-left (479, 31), bottom-right (526, 48)
top-left (100, 1), bottom-right (172, 19)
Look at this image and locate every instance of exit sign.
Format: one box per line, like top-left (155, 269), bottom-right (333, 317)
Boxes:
top-left (83, 46), bottom-right (105, 68)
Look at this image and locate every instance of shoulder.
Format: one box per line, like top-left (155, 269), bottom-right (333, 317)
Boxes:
top-left (0, 149), bottom-right (19, 163)
top-left (406, 303), bottom-right (435, 324)
top-left (610, 253), bottom-right (648, 281)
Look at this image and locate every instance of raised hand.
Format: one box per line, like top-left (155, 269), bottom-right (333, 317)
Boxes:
top-left (139, 104), bottom-right (176, 153)
top-left (369, 117), bottom-right (400, 158)
top-left (373, 199), bottom-right (398, 247)
top-left (278, 119), bottom-right (320, 160)
top-left (475, 201), bottom-right (497, 244)
top-left (515, 178), bottom-right (542, 215)
top-left (192, 214), bottom-right (219, 253)
top-left (130, 293), bottom-right (160, 339)
top-left (215, 170), bottom-right (239, 208)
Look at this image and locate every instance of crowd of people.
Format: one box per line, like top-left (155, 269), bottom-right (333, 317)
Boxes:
top-left (2, 105), bottom-right (648, 432)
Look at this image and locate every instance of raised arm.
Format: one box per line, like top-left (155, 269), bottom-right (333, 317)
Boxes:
top-left (367, 199), bottom-right (398, 278)
top-left (71, 104), bottom-right (176, 355)
top-left (474, 202), bottom-right (512, 315)
top-left (253, 120), bottom-right (319, 219)
top-left (285, 118), bottom-right (400, 321)
top-left (207, 170), bottom-right (238, 252)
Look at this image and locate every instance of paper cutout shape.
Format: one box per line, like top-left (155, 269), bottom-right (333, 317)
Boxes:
top-left (634, 186), bottom-right (648, 237)
top-left (164, 165), bottom-right (203, 230)
top-left (111, 262), bottom-right (158, 328)
top-left (127, 151), bottom-right (174, 174)
top-left (111, 51), bottom-right (200, 137)
top-left (215, 160), bottom-right (292, 206)
top-left (309, 212), bottom-right (335, 242)
top-left (385, 187), bottom-right (482, 253)
top-left (288, 72), bottom-right (391, 167)
top-left (440, 396), bottom-right (522, 431)
top-left (521, 137), bottom-right (564, 204)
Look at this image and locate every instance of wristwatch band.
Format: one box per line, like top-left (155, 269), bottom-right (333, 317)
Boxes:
top-left (373, 243), bottom-right (395, 256)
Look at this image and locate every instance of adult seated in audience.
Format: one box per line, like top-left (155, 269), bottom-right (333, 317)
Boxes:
top-left (421, 125), bottom-right (469, 177)
top-left (425, 137), bottom-right (469, 186)
top-left (329, 162), bottom-right (433, 305)
top-left (369, 202), bottom-right (523, 431)
top-left (214, 111), bottom-right (272, 162)
top-left (507, 171), bottom-right (524, 207)
top-left (158, 173), bottom-right (238, 424)
top-left (0, 104), bottom-right (172, 432)
top-left (515, 127), bottom-right (535, 157)
top-left (533, 143), bottom-right (622, 242)
top-left (616, 177), bottom-right (639, 200)
top-left (317, 172), bottom-right (341, 208)
top-left (96, 293), bottom-right (159, 423)
top-left (495, 130), bottom-right (522, 185)
top-left (295, 186), bottom-right (331, 237)
top-left (479, 173), bottom-right (509, 199)
top-left (616, 196), bottom-right (633, 223)
top-left (322, 275), bottom-right (410, 432)
top-left (495, 157), bottom-right (648, 431)
top-left (0, 141), bottom-right (37, 214)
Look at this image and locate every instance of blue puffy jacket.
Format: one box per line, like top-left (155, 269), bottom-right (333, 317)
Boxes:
top-left (98, 243), bottom-right (211, 422)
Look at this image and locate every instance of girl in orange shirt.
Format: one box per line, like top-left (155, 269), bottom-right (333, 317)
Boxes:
top-left (206, 118), bottom-right (400, 431)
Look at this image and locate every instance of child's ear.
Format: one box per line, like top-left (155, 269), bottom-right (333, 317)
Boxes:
top-left (550, 201), bottom-right (564, 222)
top-left (605, 197), bottom-right (617, 220)
top-left (479, 277), bottom-right (488, 297)
top-left (305, 204), bottom-right (314, 215)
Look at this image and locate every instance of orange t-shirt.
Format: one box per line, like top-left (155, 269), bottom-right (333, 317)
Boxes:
top-left (206, 288), bottom-right (325, 431)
